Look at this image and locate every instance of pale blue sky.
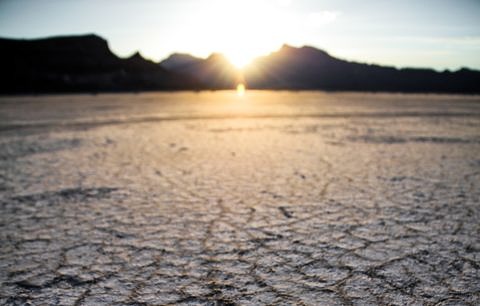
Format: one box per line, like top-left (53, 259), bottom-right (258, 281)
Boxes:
top-left (1, 0), bottom-right (479, 70)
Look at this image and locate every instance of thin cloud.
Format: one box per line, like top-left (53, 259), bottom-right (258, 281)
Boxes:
top-left (277, 0), bottom-right (293, 7)
top-left (392, 36), bottom-right (480, 46)
top-left (307, 10), bottom-right (341, 28)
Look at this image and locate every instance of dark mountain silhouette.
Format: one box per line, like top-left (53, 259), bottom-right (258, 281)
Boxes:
top-left (1, 34), bottom-right (479, 94)
top-left (163, 44), bottom-right (479, 94)
top-left (160, 53), bottom-right (242, 89)
top-left (242, 44), bottom-right (480, 93)
top-left (160, 53), bottom-right (203, 70)
top-left (0, 34), bottom-right (202, 93)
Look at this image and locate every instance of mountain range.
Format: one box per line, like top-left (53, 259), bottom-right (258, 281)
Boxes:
top-left (1, 34), bottom-right (479, 94)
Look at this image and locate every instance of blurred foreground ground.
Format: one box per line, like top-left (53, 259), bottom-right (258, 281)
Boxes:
top-left (1, 91), bottom-right (479, 305)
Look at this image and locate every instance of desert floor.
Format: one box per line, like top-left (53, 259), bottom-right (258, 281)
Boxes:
top-left (1, 91), bottom-right (479, 305)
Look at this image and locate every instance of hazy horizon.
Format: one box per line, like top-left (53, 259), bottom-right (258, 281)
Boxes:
top-left (1, 0), bottom-right (479, 70)
top-left (3, 32), bottom-right (480, 74)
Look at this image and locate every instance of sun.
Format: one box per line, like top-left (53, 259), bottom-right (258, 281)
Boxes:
top-left (227, 52), bottom-right (255, 69)
top-left (170, 0), bottom-right (290, 70)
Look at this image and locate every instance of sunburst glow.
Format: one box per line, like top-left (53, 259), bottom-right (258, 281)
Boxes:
top-left (236, 83), bottom-right (246, 96)
top-left (227, 53), bottom-right (257, 69)
top-left (178, 0), bottom-right (289, 69)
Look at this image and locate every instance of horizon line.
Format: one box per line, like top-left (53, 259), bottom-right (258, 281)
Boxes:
top-left (1, 32), bottom-right (478, 73)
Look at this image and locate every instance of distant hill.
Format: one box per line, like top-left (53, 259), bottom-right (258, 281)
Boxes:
top-left (0, 34), bottom-right (202, 93)
top-left (1, 34), bottom-right (479, 94)
top-left (160, 53), bottom-right (203, 70)
top-left (160, 53), bottom-right (242, 89)
top-left (243, 45), bottom-right (480, 93)
top-left (163, 44), bottom-right (480, 93)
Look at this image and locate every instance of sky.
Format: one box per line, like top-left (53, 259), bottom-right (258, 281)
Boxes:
top-left (0, 0), bottom-right (479, 70)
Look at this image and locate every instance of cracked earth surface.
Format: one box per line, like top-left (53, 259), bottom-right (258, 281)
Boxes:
top-left (0, 92), bottom-right (479, 305)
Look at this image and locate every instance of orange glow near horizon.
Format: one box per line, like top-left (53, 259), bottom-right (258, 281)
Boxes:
top-left (236, 83), bottom-right (246, 96)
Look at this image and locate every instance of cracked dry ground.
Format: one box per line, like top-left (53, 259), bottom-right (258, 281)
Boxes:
top-left (0, 92), bottom-right (479, 305)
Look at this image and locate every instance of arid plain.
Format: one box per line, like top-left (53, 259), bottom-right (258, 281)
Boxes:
top-left (1, 91), bottom-right (479, 305)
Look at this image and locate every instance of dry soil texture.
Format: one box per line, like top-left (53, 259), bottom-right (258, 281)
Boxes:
top-left (1, 92), bottom-right (479, 305)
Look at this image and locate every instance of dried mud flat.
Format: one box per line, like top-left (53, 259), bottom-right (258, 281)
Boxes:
top-left (0, 92), bottom-right (479, 305)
